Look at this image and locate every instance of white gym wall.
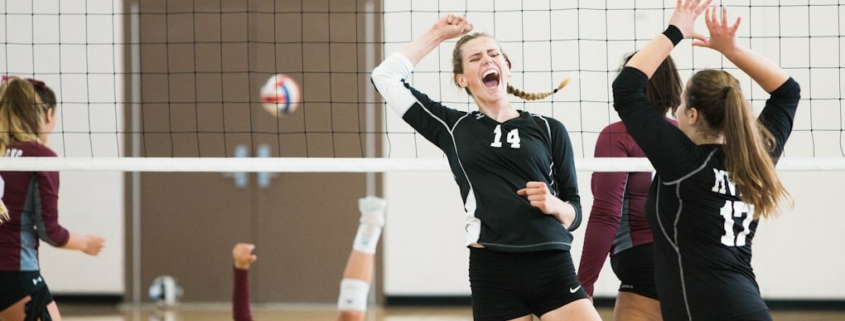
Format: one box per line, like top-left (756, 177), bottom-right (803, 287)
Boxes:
top-left (0, 0), bottom-right (125, 294)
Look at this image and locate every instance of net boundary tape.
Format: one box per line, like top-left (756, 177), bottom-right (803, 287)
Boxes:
top-left (0, 157), bottom-right (842, 172)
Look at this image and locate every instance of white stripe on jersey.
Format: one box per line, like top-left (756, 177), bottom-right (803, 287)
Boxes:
top-left (532, 114), bottom-right (558, 197)
top-left (372, 52), bottom-right (482, 246)
top-left (657, 148), bottom-right (718, 321)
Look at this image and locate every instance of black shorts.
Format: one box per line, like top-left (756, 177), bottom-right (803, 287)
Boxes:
top-left (610, 243), bottom-right (658, 300)
top-left (469, 248), bottom-right (588, 321)
top-left (0, 271), bottom-right (54, 314)
top-left (726, 309), bottom-right (772, 321)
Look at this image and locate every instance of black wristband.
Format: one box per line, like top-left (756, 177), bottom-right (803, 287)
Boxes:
top-left (662, 25), bottom-right (684, 46)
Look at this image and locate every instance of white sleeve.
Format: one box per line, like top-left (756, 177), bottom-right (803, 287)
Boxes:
top-left (371, 52), bottom-right (418, 116)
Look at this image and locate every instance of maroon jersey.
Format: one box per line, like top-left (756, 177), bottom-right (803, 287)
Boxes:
top-left (233, 267), bottom-right (252, 321)
top-left (0, 141), bottom-right (69, 271)
top-left (577, 119), bottom-right (676, 296)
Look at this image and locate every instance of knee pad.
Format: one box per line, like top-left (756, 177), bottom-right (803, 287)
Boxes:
top-left (337, 279), bottom-right (370, 312)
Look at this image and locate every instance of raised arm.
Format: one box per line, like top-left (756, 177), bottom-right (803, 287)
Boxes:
top-left (371, 15), bottom-right (472, 117)
top-left (692, 6), bottom-right (789, 92)
top-left (400, 15), bottom-right (473, 65)
top-left (625, 0), bottom-right (709, 76)
top-left (693, 6), bottom-right (799, 158)
top-left (232, 243), bottom-right (257, 321)
top-left (371, 15), bottom-right (475, 149)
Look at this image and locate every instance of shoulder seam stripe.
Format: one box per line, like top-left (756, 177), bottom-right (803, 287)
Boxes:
top-left (410, 99), bottom-right (477, 217)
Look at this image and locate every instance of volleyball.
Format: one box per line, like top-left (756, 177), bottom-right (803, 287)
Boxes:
top-left (260, 74), bottom-right (301, 116)
top-left (148, 275), bottom-right (183, 308)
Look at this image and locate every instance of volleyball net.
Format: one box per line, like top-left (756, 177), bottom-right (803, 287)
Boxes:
top-left (1, 0), bottom-right (843, 172)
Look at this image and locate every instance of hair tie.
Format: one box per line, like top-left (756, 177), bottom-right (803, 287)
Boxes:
top-left (26, 79), bottom-right (47, 90)
top-left (722, 86), bottom-right (731, 99)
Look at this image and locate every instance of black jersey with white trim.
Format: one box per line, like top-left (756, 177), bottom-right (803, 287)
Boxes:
top-left (372, 53), bottom-right (581, 253)
top-left (613, 67), bottom-right (800, 321)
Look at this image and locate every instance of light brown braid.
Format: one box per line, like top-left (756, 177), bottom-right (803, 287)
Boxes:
top-left (507, 77), bottom-right (571, 101)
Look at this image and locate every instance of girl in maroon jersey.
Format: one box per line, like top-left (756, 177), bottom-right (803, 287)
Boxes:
top-left (577, 54), bottom-right (682, 321)
top-left (0, 77), bottom-right (106, 321)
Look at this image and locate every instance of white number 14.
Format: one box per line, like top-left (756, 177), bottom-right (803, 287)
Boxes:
top-left (490, 125), bottom-right (521, 149)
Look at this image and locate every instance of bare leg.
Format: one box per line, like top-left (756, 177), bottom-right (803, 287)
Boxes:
top-left (335, 250), bottom-right (374, 321)
top-left (46, 302), bottom-right (62, 321)
top-left (614, 292), bottom-right (662, 321)
top-left (539, 298), bottom-right (602, 321)
top-left (336, 309), bottom-right (365, 321)
top-left (0, 297), bottom-right (61, 321)
top-left (342, 251), bottom-right (375, 284)
top-left (0, 297), bottom-right (29, 321)
top-left (335, 196), bottom-right (387, 321)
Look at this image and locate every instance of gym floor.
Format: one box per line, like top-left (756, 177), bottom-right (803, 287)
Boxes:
top-left (60, 303), bottom-right (845, 321)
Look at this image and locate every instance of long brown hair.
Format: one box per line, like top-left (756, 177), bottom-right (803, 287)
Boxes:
top-left (622, 53), bottom-right (683, 115)
top-left (452, 33), bottom-right (569, 101)
top-left (685, 69), bottom-right (791, 219)
top-left (0, 78), bottom-right (47, 223)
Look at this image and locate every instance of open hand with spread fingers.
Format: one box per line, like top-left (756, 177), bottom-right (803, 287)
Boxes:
top-left (693, 6), bottom-right (741, 54)
top-left (667, 0), bottom-right (711, 42)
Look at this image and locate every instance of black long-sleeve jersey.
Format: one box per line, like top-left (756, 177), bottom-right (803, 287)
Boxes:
top-left (613, 66), bottom-right (800, 321)
top-left (372, 53), bottom-right (581, 252)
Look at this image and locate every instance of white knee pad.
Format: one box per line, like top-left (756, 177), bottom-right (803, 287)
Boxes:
top-left (353, 224), bottom-right (381, 254)
top-left (337, 279), bottom-right (370, 312)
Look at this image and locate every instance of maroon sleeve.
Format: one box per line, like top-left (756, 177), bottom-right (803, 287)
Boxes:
top-left (577, 123), bottom-right (630, 296)
top-left (233, 267), bottom-right (252, 321)
top-left (33, 145), bottom-right (69, 247)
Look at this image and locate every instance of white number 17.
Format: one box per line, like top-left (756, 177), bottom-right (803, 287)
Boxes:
top-left (720, 200), bottom-right (754, 247)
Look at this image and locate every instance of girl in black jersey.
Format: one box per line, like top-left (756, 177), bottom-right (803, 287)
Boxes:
top-left (613, 1), bottom-right (799, 320)
top-left (372, 15), bottom-right (601, 321)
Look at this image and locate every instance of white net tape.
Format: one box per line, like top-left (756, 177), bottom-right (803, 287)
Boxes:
top-left (3, 157), bottom-right (843, 172)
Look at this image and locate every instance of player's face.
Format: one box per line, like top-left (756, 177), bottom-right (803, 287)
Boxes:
top-left (676, 92), bottom-right (693, 138)
top-left (39, 108), bottom-right (56, 142)
top-left (457, 37), bottom-right (510, 103)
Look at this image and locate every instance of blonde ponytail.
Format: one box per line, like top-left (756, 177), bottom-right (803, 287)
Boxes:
top-left (0, 78), bottom-right (45, 225)
top-left (0, 202), bottom-right (8, 224)
top-left (507, 77), bottom-right (571, 101)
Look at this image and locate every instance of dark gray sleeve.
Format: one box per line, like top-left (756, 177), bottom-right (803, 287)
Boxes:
top-left (548, 118), bottom-right (582, 231)
top-left (613, 66), bottom-right (700, 182)
top-left (758, 77), bottom-right (800, 161)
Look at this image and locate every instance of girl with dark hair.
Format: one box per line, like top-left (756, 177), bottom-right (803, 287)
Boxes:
top-left (578, 54), bottom-right (683, 321)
